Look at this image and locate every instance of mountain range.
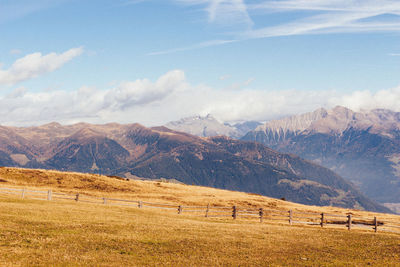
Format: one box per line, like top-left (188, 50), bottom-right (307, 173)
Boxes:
top-left (242, 106), bottom-right (400, 209)
top-left (0, 121), bottom-right (389, 213)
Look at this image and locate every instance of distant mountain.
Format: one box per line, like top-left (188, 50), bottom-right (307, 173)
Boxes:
top-left (165, 115), bottom-right (261, 138)
top-left (0, 121), bottom-right (389, 212)
top-left (242, 106), bottom-right (400, 207)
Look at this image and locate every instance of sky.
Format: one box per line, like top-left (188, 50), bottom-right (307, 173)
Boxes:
top-left (0, 0), bottom-right (400, 126)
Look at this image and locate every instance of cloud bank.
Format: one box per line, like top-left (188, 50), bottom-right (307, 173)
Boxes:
top-left (1, 69), bottom-right (399, 126)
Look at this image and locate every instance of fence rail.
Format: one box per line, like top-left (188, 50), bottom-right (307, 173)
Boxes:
top-left (0, 186), bottom-right (399, 234)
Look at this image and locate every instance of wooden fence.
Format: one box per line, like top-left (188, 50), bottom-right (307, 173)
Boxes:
top-left (0, 186), bottom-right (399, 234)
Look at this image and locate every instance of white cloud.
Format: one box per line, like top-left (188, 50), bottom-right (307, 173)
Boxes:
top-left (103, 70), bottom-right (187, 110)
top-left (0, 70), bottom-right (186, 126)
top-left (0, 47), bottom-right (83, 86)
top-left (330, 87), bottom-right (400, 113)
top-left (1, 69), bottom-right (400, 126)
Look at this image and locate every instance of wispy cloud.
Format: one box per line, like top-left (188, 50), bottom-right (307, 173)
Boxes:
top-left (245, 0), bottom-right (400, 39)
top-left (0, 47), bottom-right (83, 86)
top-left (151, 0), bottom-right (400, 55)
top-left (175, 0), bottom-right (253, 26)
top-left (389, 53), bottom-right (400, 56)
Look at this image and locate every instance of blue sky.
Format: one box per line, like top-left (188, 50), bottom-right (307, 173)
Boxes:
top-left (1, 0), bottom-right (400, 126)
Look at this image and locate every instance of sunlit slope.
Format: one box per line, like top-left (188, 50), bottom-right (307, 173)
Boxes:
top-left (0, 167), bottom-right (396, 218)
top-left (0, 193), bottom-right (400, 266)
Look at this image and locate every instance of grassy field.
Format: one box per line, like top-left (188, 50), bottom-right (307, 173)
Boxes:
top-left (0, 167), bottom-right (399, 266)
top-left (0, 167), bottom-right (398, 218)
top-left (0, 195), bottom-right (400, 266)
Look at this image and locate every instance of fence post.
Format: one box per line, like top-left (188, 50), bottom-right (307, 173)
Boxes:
top-left (374, 216), bottom-right (378, 233)
top-left (320, 213), bottom-right (324, 227)
top-left (75, 193), bottom-right (80, 202)
top-left (138, 201), bottom-right (142, 208)
top-left (259, 208), bottom-right (264, 223)
top-left (178, 205), bottom-right (182, 214)
top-left (289, 210), bottom-right (293, 225)
top-left (347, 214), bottom-right (352, 230)
top-left (21, 188), bottom-right (26, 199)
top-left (232, 206), bottom-right (237, 220)
top-left (103, 198), bottom-right (107, 204)
top-left (205, 203), bottom-right (210, 217)
top-left (47, 190), bottom-right (52, 201)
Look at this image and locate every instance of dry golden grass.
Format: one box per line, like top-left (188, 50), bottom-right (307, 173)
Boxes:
top-left (0, 167), bottom-right (398, 220)
top-left (0, 167), bottom-right (400, 266)
top-left (0, 195), bottom-right (399, 266)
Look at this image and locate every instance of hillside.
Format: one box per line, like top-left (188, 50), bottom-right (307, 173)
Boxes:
top-left (0, 167), bottom-right (379, 213)
top-left (242, 106), bottom-right (400, 208)
top-left (0, 122), bottom-right (390, 212)
top-left (0, 167), bottom-right (398, 219)
top-left (0, 168), bottom-right (399, 266)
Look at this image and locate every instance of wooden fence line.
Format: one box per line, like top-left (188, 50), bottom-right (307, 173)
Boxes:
top-left (0, 186), bottom-right (399, 234)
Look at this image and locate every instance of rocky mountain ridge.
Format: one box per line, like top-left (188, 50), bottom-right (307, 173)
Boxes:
top-left (242, 106), bottom-right (400, 207)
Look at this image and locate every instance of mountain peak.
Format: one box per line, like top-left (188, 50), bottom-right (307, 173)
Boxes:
top-left (165, 115), bottom-right (262, 138)
top-left (332, 105), bottom-right (352, 113)
top-left (165, 115), bottom-right (239, 138)
top-left (246, 106), bottom-right (400, 136)
top-left (256, 107), bottom-right (328, 135)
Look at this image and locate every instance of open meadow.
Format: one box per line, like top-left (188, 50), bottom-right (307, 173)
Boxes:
top-left (0, 167), bottom-right (399, 266)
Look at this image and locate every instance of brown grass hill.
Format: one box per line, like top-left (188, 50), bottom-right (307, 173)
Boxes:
top-left (0, 122), bottom-right (391, 213)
